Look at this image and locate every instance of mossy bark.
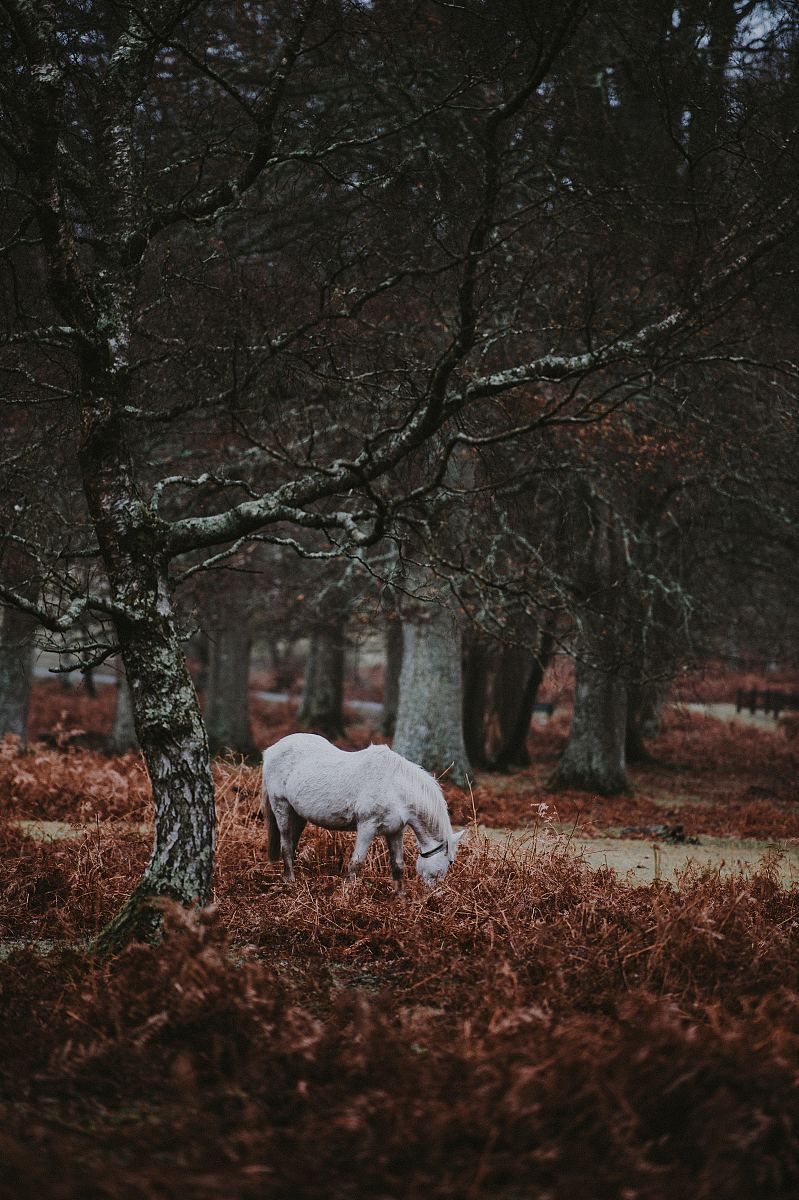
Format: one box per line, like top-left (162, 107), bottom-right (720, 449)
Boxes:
top-left (80, 365), bottom-right (216, 954)
top-left (92, 584), bottom-right (216, 953)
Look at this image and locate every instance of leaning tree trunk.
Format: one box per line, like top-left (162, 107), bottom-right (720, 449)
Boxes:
top-left (0, 604), bottom-right (36, 743)
top-left (107, 668), bottom-right (138, 754)
top-left (393, 605), bottom-right (471, 787)
top-left (97, 592), bottom-right (216, 951)
top-left (380, 617), bottom-right (404, 737)
top-left (204, 621), bottom-right (256, 757)
top-left (298, 620), bottom-right (346, 739)
top-left (80, 369), bottom-right (216, 953)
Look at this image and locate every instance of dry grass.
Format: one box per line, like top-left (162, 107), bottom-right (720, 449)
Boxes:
top-left (670, 660), bottom-right (799, 704)
top-left (2, 779), bottom-right (799, 1198)
top-left (445, 708), bottom-right (799, 839)
top-left (2, 688), bottom-right (799, 1197)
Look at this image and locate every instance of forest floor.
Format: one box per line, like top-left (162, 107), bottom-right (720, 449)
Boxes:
top-left (1, 682), bottom-right (799, 1198)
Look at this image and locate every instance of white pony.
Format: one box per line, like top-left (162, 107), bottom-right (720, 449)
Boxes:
top-left (261, 732), bottom-right (464, 891)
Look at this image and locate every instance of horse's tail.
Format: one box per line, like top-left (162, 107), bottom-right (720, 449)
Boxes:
top-left (261, 755), bottom-right (281, 861)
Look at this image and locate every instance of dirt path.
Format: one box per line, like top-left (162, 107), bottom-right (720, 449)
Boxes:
top-left (14, 818), bottom-right (799, 889)
top-left (479, 825), bottom-right (799, 886)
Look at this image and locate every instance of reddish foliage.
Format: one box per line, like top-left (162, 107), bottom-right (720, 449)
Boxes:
top-left (28, 678), bottom-right (116, 744)
top-left (2, 832), bottom-right (799, 1199)
top-left (669, 660), bottom-right (799, 704)
top-left (0, 736), bottom-right (150, 821)
top-left (3, 682), bottom-right (799, 1196)
top-left (443, 708), bottom-right (799, 840)
top-left (12, 683), bottom-right (799, 841)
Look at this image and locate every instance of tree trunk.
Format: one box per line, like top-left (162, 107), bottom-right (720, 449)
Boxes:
top-left (626, 678), bottom-right (665, 765)
top-left (490, 628), bottom-right (556, 771)
top-left (267, 636), bottom-right (299, 693)
top-left (552, 496), bottom-right (630, 795)
top-left (393, 605), bottom-right (471, 787)
top-left (0, 605), bottom-right (36, 743)
top-left (462, 636), bottom-right (490, 769)
top-left (298, 620), bottom-right (346, 738)
top-left (107, 668), bottom-right (138, 754)
top-left (553, 652), bottom-right (629, 794)
top-left (381, 617), bottom-right (404, 737)
top-left (79, 372), bottom-right (217, 953)
top-left (204, 622), bottom-right (255, 757)
top-left (95, 598), bottom-right (216, 952)
top-left (494, 645), bottom-right (532, 745)
top-left (187, 629), bottom-right (210, 694)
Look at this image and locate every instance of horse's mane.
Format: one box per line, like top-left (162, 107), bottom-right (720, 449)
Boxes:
top-left (367, 744), bottom-right (452, 840)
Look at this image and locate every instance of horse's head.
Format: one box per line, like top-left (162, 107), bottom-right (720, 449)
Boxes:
top-left (415, 830), bottom-right (465, 885)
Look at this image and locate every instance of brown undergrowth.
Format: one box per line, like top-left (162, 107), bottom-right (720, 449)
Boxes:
top-left (2, 817), bottom-right (799, 1199)
top-left (670, 660), bottom-right (799, 703)
top-left (12, 683), bottom-right (799, 840)
top-left (2, 692), bottom-right (799, 1196)
top-left (444, 708), bottom-right (799, 839)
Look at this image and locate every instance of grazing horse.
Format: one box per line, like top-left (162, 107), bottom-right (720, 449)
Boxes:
top-left (261, 732), bottom-right (463, 891)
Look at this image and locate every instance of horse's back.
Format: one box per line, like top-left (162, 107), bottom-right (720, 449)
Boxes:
top-left (263, 732), bottom-right (336, 763)
top-left (261, 734), bottom-right (412, 829)
top-left (262, 732), bottom-right (344, 795)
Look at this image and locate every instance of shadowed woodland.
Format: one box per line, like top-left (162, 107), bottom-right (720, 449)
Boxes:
top-left (2, 0), bottom-right (799, 1196)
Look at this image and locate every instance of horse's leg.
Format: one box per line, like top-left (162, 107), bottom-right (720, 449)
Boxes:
top-left (346, 818), bottom-right (379, 885)
top-left (385, 830), bottom-right (405, 895)
top-left (289, 811), bottom-right (307, 859)
top-left (272, 798), bottom-right (298, 883)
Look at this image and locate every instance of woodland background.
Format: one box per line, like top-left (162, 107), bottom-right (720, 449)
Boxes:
top-left (2, 1), bottom-right (799, 1197)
